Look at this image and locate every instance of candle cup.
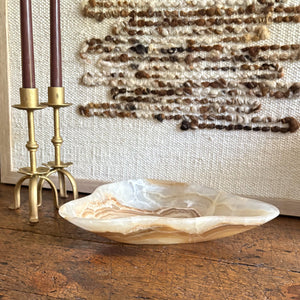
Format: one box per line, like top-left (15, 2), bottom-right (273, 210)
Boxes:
top-left (13, 88), bottom-right (45, 110)
top-left (20, 88), bottom-right (38, 107)
top-left (48, 87), bottom-right (66, 106)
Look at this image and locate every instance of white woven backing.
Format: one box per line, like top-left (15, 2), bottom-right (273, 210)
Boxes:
top-left (7, 0), bottom-right (300, 202)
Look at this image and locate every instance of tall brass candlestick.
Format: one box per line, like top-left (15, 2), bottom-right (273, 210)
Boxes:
top-left (39, 0), bottom-right (77, 202)
top-left (10, 0), bottom-right (58, 223)
top-left (40, 88), bottom-right (78, 201)
top-left (11, 90), bottom-right (58, 223)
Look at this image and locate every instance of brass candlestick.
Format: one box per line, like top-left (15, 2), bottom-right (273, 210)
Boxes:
top-left (10, 88), bottom-right (58, 223)
top-left (38, 87), bottom-right (78, 204)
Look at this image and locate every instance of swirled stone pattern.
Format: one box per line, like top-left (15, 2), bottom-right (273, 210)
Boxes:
top-left (59, 179), bottom-right (280, 244)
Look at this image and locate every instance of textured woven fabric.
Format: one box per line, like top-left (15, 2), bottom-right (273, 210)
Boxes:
top-left (7, 0), bottom-right (300, 201)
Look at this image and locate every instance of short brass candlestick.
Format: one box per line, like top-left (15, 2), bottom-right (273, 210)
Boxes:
top-left (10, 88), bottom-right (58, 223)
top-left (39, 87), bottom-right (78, 204)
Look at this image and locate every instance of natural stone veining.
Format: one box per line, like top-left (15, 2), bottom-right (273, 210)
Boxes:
top-left (59, 179), bottom-right (279, 244)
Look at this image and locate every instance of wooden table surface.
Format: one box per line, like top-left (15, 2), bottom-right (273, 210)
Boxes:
top-left (0, 183), bottom-right (299, 300)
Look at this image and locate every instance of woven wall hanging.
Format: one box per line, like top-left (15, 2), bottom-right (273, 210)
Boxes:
top-left (4, 0), bottom-right (300, 215)
top-left (79, 0), bottom-right (300, 133)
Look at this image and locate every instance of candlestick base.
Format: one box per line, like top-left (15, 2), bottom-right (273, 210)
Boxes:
top-left (10, 168), bottom-right (58, 223)
top-left (38, 162), bottom-right (78, 204)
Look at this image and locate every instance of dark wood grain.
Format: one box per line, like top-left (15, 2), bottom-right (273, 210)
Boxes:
top-left (0, 289), bottom-right (59, 300)
top-left (0, 183), bottom-right (299, 299)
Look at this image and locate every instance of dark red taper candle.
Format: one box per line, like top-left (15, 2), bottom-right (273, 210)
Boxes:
top-left (20, 0), bottom-right (35, 88)
top-left (50, 0), bottom-right (62, 87)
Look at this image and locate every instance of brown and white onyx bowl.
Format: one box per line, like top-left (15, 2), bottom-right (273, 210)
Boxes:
top-left (59, 179), bottom-right (279, 244)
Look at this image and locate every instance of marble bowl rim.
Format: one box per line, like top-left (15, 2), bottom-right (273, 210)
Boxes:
top-left (59, 179), bottom-right (280, 229)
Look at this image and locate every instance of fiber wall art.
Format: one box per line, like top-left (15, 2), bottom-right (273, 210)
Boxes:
top-left (3, 0), bottom-right (300, 214)
top-left (80, 0), bottom-right (300, 134)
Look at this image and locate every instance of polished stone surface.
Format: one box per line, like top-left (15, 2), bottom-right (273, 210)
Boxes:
top-left (59, 179), bottom-right (279, 244)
